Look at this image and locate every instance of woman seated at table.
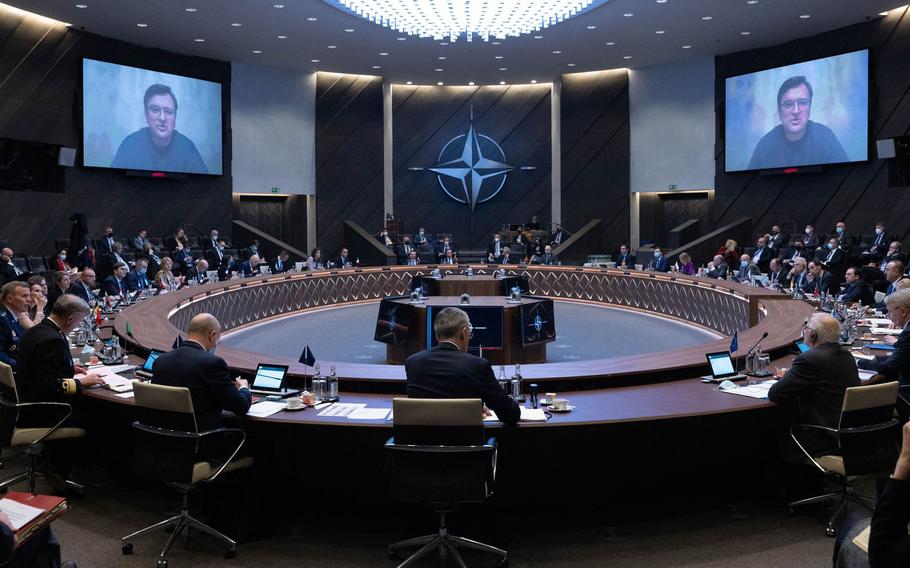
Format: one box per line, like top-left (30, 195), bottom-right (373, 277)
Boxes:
top-left (676, 252), bottom-right (696, 275)
top-left (54, 249), bottom-right (75, 273)
top-left (154, 257), bottom-right (181, 289)
top-left (18, 281), bottom-right (47, 330)
top-left (45, 271), bottom-right (71, 316)
top-left (306, 248), bottom-right (324, 270)
top-left (715, 239), bottom-right (739, 269)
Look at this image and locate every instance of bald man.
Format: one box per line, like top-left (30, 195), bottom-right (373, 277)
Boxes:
top-left (769, 313), bottom-right (860, 455)
top-left (151, 313), bottom-right (251, 431)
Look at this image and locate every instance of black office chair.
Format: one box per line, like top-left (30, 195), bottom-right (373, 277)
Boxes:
top-left (121, 382), bottom-right (252, 567)
top-left (386, 398), bottom-right (508, 567)
top-left (788, 382), bottom-right (900, 536)
top-left (0, 362), bottom-right (86, 495)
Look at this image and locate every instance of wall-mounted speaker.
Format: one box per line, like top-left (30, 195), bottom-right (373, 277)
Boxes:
top-left (57, 146), bottom-right (77, 167)
top-left (876, 138), bottom-right (897, 159)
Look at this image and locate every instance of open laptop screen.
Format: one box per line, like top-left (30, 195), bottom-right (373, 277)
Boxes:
top-left (252, 364), bottom-right (288, 391)
top-left (705, 351), bottom-right (736, 378)
top-left (143, 349), bottom-right (164, 372)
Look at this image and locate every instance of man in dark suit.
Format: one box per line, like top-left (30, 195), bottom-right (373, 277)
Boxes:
top-left (838, 266), bottom-right (874, 305)
top-left (435, 237), bottom-right (455, 261)
top-left (206, 239), bottom-right (227, 272)
top-left (706, 255), bottom-right (728, 279)
top-left (184, 259), bottom-right (210, 284)
top-left (152, 313), bottom-right (251, 431)
top-left (96, 226), bottom-right (115, 256)
top-left (767, 225), bottom-right (787, 252)
top-left (803, 224), bottom-right (821, 252)
top-left (734, 254), bottom-right (761, 283)
top-left (646, 247), bottom-right (669, 272)
top-left (402, 250), bottom-right (420, 266)
top-left (785, 238), bottom-right (809, 266)
top-left (405, 307), bottom-right (519, 423)
top-left (487, 233), bottom-right (504, 259)
top-left (271, 250), bottom-right (291, 274)
top-left (769, 313), bottom-right (860, 455)
top-left (0, 248), bottom-right (26, 286)
top-left (100, 262), bottom-right (129, 297)
top-left (858, 289), bottom-right (910, 385)
top-left (497, 246), bottom-right (514, 265)
top-left (233, 255), bottom-right (262, 278)
top-left (788, 258), bottom-right (810, 291)
top-left (805, 260), bottom-right (835, 296)
top-left (413, 228), bottom-right (430, 247)
top-left (820, 237), bottom-right (846, 277)
top-left (0, 282), bottom-right (29, 369)
top-left (863, 221), bottom-right (894, 263)
top-left (131, 229), bottom-right (150, 252)
top-left (125, 258), bottom-right (152, 292)
top-left (750, 236), bottom-right (773, 273)
top-left (335, 248), bottom-right (353, 269)
top-left (535, 244), bottom-right (558, 266)
top-left (877, 242), bottom-right (906, 274)
top-left (833, 221), bottom-right (850, 253)
top-left (767, 258), bottom-right (788, 288)
top-left (615, 244), bottom-right (634, 269)
top-left (550, 224), bottom-right (567, 247)
top-left (66, 268), bottom-right (99, 307)
top-left (396, 235), bottom-right (415, 265)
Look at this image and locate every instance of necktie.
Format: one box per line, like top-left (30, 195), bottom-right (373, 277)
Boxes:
top-left (556, 232), bottom-right (561, 244)
top-left (827, 250), bottom-right (835, 262)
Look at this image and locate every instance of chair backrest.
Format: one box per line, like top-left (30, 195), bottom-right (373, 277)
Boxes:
top-left (133, 381), bottom-right (197, 432)
top-left (0, 362), bottom-right (17, 400)
top-left (131, 382), bottom-right (201, 485)
top-left (837, 382), bottom-right (900, 477)
top-left (898, 385), bottom-right (910, 425)
top-left (393, 398), bottom-right (483, 445)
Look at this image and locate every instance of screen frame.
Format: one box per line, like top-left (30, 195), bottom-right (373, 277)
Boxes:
top-left (252, 363), bottom-right (290, 391)
top-left (723, 47), bottom-right (871, 174)
top-left (79, 57), bottom-right (226, 176)
top-left (519, 297), bottom-right (556, 346)
top-left (704, 351), bottom-right (737, 378)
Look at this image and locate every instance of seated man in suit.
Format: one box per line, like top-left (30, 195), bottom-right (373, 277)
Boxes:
top-left (858, 288), bottom-right (910, 385)
top-left (396, 235), bottom-right (415, 265)
top-left (271, 250), bottom-right (291, 274)
top-left (0, 248), bottom-right (28, 286)
top-left (131, 229), bottom-right (150, 252)
top-left (833, 221), bottom-right (850, 253)
top-left (0, 509), bottom-right (76, 568)
top-left (402, 250), bottom-right (420, 266)
top-left (96, 226), bottom-right (115, 256)
top-left (498, 246), bottom-right (514, 265)
top-left (487, 233), bottom-right (504, 259)
top-left (820, 237), bottom-right (846, 277)
top-left (615, 244), bottom-right (634, 269)
top-left (405, 307), bottom-right (519, 423)
top-left (785, 238), bottom-right (809, 265)
top-left (877, 242), bottom-right (907, 275)
top-left (766, 225), bottom-right (787, 253)
top-left (152, 313), bottom-right (251, 431)
top-left (66, 269), bottom-right (99, 307)
top-left (769, 313), bottom-right (859, 456)
top-left (750, 236), bottom-right (773, 273)
top-left (206, 239), bottom-right (227, 272)
top-left (804, 260), bottom-right (835, 296)
top-left (550, 224), bottom-right (567, 247)
top-left (0, 282), bottom-right (30, 370)
top-left (125, 258), bottom-right (152, 292)
top-left (184, 258), bottom-right (210, 284)
top-left (876, 260), bottom-right (907, 310)
top-left (104, 242), bottom-right (129, 277)
top-left (766, 258), bottom-right (788, 288)
top-left (787, 257), bottom-right (810, 291)
top-left (803, 224), bottom-right (821, 253)
top-left (863, 221), bottom-right (894, 263)
top-left (734, 253), bottom-right (761, 283)
top-left (233, 255), bottom-right (262, 278)
top-left (100, 262), bottom-right (129, 297)
top-left (535, 244), bottom-right (559, 266)
top-left (435, 237), bottom-right (456, 261)
top-left (646, 247), bottom-right (669, 272)
top-left (440, 249), bottom-right (457, 265)
top-left (706, 255), bottom-right (728, 279)
top-left (335, 248), bottom-right (353, 269)
top-left (838, 266), bottom-right (874, 305)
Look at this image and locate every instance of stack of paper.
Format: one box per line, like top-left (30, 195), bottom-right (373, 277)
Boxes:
top-left (247, 401), bottom-right (286, 418)
top-left (347, 407), bottom-right (391, 420)
top-left (719, 380), bottom-right (777, 399)
top-left (317, 403), bottom-right (366, 417)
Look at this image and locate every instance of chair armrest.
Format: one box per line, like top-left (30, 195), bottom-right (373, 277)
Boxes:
top-left (790, 424), bottom-right (839, 473)
top-left (486, 437), bottom-right (498, 488)
top-left (10, 401), bottom-right (73, 445)
top-left (838, 420), bottom-right (900, 436)
top-left (197, 427), bottom-right (246, 482)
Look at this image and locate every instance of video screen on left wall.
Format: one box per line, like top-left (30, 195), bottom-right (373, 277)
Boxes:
top-left (82, 58), bottom-right (223, 175)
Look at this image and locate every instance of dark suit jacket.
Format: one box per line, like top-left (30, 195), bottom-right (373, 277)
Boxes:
top-left (735, 263), bottom-right (761, 282)
top-left (615, 253), bottom-right (635, 269)
top-left (869, 478), bottom-right (910, 568)
top-left (536, 253), bottom-right (558, 266)
top-left (767, 232), bottom-right (787, 251)
top-left (125, 269), bottom-right (151, 292)
top-left (0, 308), bottom-right (23, 369)
top-left (405, 343), bottom-right (520, 423)
top-left (768, 343), bottom-right (860, 444)
top-left (858, 323), bottom-right (910, 385)
top-left (205, 248), bottom-right (225, 270)
top-left (751, 247), bottom-right (773, 272)
top-left (15, 319), bottom-right (80, 403)
top-left (336, 256), bottom-right (353, 268)
top-left (152, 341), bottom-right (252, 432)
top-left (100, 275), bottom-right (127, 297)
top-left (550, 229), bottom-right (567, 246)
top-left (804, 232), bottom-right (821, 250)
top-left (707, 262), bottom-right (728, 279)
top-left (839, 279), bottom-right (874, 305)
top-left (0, 262), bottom-right (21, 287)
top-left (66, 281), bottom-right (98, 305)
top-left (820, 247), bottom-right (846, 273)
top-left (487, 240), bottom-right (504, 257)
top-left (785, 246), bottom-right (809, 264)
top-left (768, 269), bottom-right (788, 288)
top-left (96, 235), bottom-right (115, 255)
top-left (647, 255), bottom-right (670, 272)
top-left (271, 258), bottom-right (290, 274)
top-left (806, 271), bottom-right (835, 296)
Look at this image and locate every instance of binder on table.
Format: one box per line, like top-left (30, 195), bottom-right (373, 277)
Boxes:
top-left (0, 492), bottom-right (68, 548)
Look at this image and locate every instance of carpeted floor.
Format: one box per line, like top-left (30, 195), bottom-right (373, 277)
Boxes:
top-left (221, 301), bottom-right (719, 364)
top-left (6, 452), bottom-right (851, 568)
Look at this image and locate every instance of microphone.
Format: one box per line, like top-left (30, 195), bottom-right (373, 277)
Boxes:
top-left (745, 331), bottom-right (769, 357)
top-left (744, 331), bottom-right (771, 377)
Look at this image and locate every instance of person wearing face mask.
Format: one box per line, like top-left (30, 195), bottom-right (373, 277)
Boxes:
top-left (54, 249), bottom-right (74, 273)
top-left (151, 313), bottom-right (251, 432)
top-left (97, 226), bottom-right (116, 256)
top-left (647, 246), bottom-right (670, 272)
top-left (206, 239), bottom-right (227, 272)
top-left (377, 229), bottom-right (394, 248)
top-left (833, 221), bottom-right (850, 253)
top-left (487, 233), bottom-right (503, 258)
top-left (734, 254), bottom-right (761, 283)
top-left (766, 225), bottom-right (787, 252)
top-left (785, 238), bottom-right (809, 265)
top-left (862, 221), bottom-right (895, 263)
top-left (405, 307), bottom-right (519, 423)
top-left (803, 224), bottom-right (821, 251)
top-left (125, 258), bottom-right (152, 291)
top-left (857, 289), bottom-right (910, 386)
top-left (822, 237), bottom-right (846, 277)
top-left (413, 227), bottom-right (430, 247)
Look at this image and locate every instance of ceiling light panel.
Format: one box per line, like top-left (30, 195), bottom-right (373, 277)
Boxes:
top-left (330, 0), bottom-right (608, 42)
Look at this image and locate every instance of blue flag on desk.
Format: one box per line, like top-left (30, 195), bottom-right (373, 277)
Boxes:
top-left (172, 335), bottom-right (184, 349)
top-left (730, 330), bottom-right (738, 354)
top-left (299, 345), bottom-right (316, 366)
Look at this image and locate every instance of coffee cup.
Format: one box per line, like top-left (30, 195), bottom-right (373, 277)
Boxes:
top-left (285, 396), bottom-right (303, 410)
top-left (551, 398), bottom-right (568, 411)
top-left (545, 392), bottom-right (557, 404)
top-left (300, 391), bottom-right (315, 406)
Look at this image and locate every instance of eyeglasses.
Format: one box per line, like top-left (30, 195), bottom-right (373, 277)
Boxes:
top-left (466, 324), bottom-right (474, 338)
top-left (779, 98), bottom-right (810, 111)
top-left (147, 105), bottom-right (176, 117)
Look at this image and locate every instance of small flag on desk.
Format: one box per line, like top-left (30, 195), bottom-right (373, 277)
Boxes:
top-left (730, 330), bottom-right (739, 354)
top-left (299, 345), bottom-right (316, 366)
top-left (125, 320), bottom-right (133, 337)
top-left (172, 335), bottom-right (184, 349)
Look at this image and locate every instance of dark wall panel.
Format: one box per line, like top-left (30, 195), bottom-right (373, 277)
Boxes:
top-left (393, 84), bottom-right (551, 250)
top-left (715, 7), bottom-right (910, 244)
top-left (0, 7), bottom-right (232, 255)
top-left (561, 70), bottom-right (630, 251)
top-left (315, 73), bottom-right (383, 258)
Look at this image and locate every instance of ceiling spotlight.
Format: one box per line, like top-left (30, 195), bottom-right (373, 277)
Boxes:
top-left (531, 79), bottom-right (537, 83)
top-left (252, 49), bottom-right (262, 54)
top-left (185, 7), bottom-right (197, 12)
top-left (328, 45), bottom-right (337, 48)
top-left (273, 3), bottom-right (285, 7)
top-left (307, 17), bottom-right (318, 21)
top-left (440, 42), bottom-right (449, 46)
top-left (231, 23), bottom-right (242, 27)
top-left (333, 0), bottom-right (608, 42)
top-left (879, 11), bottom-right (889, 16)
top-left (372, 65), bottom-right (381, 69)
top-left (437, 81), bottom-right (443, 85)
top-left (534, 35), bottom-right (543, 39)
top-left (311, 59), bottom-right (320, 63)
top-left (468, 81), bottom-right (475, 85)
top-left (567, 63), bottom-right (576, 67)
top-left (499, 67), bottom-right (508, 70)
top-left (344, 28), bottom-right (354, 32)
top-left (438, 56), bottom-right (447, 59)
top-left (277, 35), bottom-right (287, 39)
top-left (492, 41), bottom-right (501, 45)
top-left (397, 36), bottom-right (406, 40)
top-left (587, 25), bottom-right (596, 29)
top-left (799, 14), bottom-right (811, 19)
top-left (682, 44), bottom-right (692, 48)
top-left (605, 41), bottom-right (615, 45)
top-left (701, 15), bottom-right (712, 20)
top-left (75, 3), bottom-right (87, 7)
top-left (435, 68), bottom-right (444, 72)
top-left (194, 38), bottom-right (205, 42)
top-left (655, 30), bottom-right (665, 34)
top-left (494, 55), bottom-right (503, 59)
top-left (552, 50), bottom-right (561, 54)
top-left (64, 22), bottom-right (72, 26)
top-left (624, 13), bottom-right (634, 17)
top-left (657, 0), bottom-right (668, 3)
top-left (136, 23), bottom-right (148, 27)
top-left (623, 55), bottom-right (632, 59)
top-left (500, 81), bottom-right (506, 85)
top-left (406, 81), bottom-right (412, 84)
top-left (747, 0), bottom-right (758, 4)
top-left (740, 31), bottom-right (751, 35)
top-left (380, 52), bottom-right (389, 55)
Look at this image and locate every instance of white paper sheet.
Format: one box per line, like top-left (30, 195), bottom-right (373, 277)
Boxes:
top-left (870, 327), bottom-right (902, 335)
top-left (0, 498), bottom-right (44, 530)
top-left (115, 392), bottom-right (135, 399)
top-left (317, 403), bottom-right (366, 417)
top-left (858, 370), bottom-right (878, 381)
top-left (347, 407), bottom-right (391, 420)
top-left (719, 380), bottom-right (777, 399)
top-left (247, 401), bottom-right (286, 418)
top-left (852, 353), bottom-right (876, 361)
top-left (519, 407), bottom-right (548, 422)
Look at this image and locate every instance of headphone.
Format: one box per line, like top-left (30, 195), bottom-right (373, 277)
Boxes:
top-left (803, 325), bottom-right (817, 343)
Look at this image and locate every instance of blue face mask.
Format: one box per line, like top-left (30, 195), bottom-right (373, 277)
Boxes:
top-left (836, 227), bottom-right (843, 234)
top-left (827, 243), bottom-right (834, 250)
top-left (138, 268), bottom-right (147, 275)
top-left (740, 260), bottom-right (748, 267)
top-left (653, 251), bottom-right (661, 258)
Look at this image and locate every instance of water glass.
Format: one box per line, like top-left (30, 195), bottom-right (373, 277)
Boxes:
top-left (312, 377), bottom-right (326, 402)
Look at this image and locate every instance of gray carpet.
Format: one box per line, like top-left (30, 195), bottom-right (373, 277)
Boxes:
top-left (3, 453), bottom-right (844, 568)
top-left (221, 301), bottom-right (718, 364)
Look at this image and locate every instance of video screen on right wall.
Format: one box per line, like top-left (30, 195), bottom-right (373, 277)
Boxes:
top-left (725, 49), bottom-right (869, 173)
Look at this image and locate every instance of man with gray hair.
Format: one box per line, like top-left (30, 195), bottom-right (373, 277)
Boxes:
top-left (858, 288), bottom-right (910, 385)
top-left (405, 307), bottom-right (520, 423)
top-left (706, 254), bottom-right (728, 279)
top-left (769, 313), bottom-right (860, 455)
top-left (0, 281), bottom-right (30, 369)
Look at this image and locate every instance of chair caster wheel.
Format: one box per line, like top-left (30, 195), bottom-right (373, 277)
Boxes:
top-left (826, 527), bottom-right (836, 538)
top-left (156, 559), bottom-right (168, 568)
top-left (121, 543), bottom-right (133, 555)
top-left (224, 548), bottom-right (236, 559)
top-left (786, 508), bottom-right (795, 517)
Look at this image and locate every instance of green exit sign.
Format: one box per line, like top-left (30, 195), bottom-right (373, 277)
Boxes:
top-left (271, 187), bottom-right (280, 193)
top-left (668, 184), bottom-right (678, 190)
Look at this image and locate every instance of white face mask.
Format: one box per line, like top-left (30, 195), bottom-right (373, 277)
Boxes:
top-left (805, 228), bottom-right (812, 235)
top-left (875, 228), bottom-right (883, 235)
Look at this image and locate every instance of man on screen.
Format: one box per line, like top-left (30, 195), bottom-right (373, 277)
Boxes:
top-left (747, 76), bottom-right (848, 170)
top-left (111, 84), bottom-right (208, 174)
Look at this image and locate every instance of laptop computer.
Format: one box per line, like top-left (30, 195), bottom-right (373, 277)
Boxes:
top-left (701, 351), bottom-right (747, 383)
top-left (249, 363), bottom-right (299, 398)
top-left (134, 349), bottom-right (164, 379)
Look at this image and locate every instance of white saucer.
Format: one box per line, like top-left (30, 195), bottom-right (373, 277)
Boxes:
top-left (547, 405), bottom-right (575, 413)
top-left (283, 405), bottom-right (306, 412)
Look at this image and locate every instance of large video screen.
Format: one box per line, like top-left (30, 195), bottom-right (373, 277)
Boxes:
top-left (725, 49), bottom-right (868, 172)
top-left (82, 58), bottom-right (222, 175)
top-left (520, 299), bottom-right (556, 346)
top-left (374, 298), bottom-right (415, 347)
top-left (428, 306), bottom-right (504, 350)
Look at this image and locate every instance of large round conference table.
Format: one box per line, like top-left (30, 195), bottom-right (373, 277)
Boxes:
top-left (94, 265), bottom-right (815, 428)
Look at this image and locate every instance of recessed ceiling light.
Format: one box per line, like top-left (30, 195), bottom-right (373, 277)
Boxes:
top-left (657, 0), bottom-right (668, 3)
top-left (194, 38), bottom-right (205, 42)
top-left (682, 44), bottom-right (692, 48)
top-left (702, 16), bottom-right (712, 20)
top-left (397, 36), bottom-right (406, 40)
top-left (380, 52), bottom-right (389, 55)
top-left (655, 30), bottom-right (665, 34)
top-left (531, 79), bottom-right (537, 84)
top-left (747, 0), bottom-right (758, 4)
top-left (185, 7), bottom-right (197, 12)
top-left (440, 42), bottom-right (449, 46)
top-left (500, 81), bottom-right (506, 85)
top-left (587, 25), bottom-right (596, 29)
top-left (438, 56), bottom-right (447, 60)
top-left (799, 14), bottom-right (811, 19)
top-left (64, 22), bottom-right (72, 26)
top-left (307, 17), bottom-right (318, 21)
top-left (273, 3), bottom-right (284, 8)
top-left (492, 41), bottom-right (501, 45)
top-left (277, 35), bottom-right (287, 39)
top-left (468, 81), bottom-right (475, 85)
top-left (437, 82), bottom-right (443, 86)
top-left (435, 68), bottom-right (444, 72)
top-left (740, 31), bottom-right (751, 35)
top-left (372, 65), bottom-right (381, 69)
top-left (75, 3), bottom-right (87, 7)
top-left (406, 81), bottom-right (412, 85)
top-left (328, 45), bottom-right (337, 48)
top-left (567, 63), bottom-right (576, 67)
top-left (136, 23), bottom-right (148, 27)
top-left (533, 35), bottom-right (543, 39)
top-left (499, 67), bottom-right (508, 71)
top-left (311, 59), bottom-right (320, 63)
top-left (623, 55), bottom-right (632, 59)
top-left (552, 50), bottom-right (561, 54)
top-left (879, 11), bottom-right (889, 16)
top-left (624, 13), bottom-right (634, 17)
top-left (231, 23), bottom-right (242, 27)
top-left (605, 41), bottom-right (615, 45)
top-left (494, 55), bottom-right (503, 59)
top-left (344, 28), bottom-right (354, 32)
top-left (252, 49), bottom-right (262, 54)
